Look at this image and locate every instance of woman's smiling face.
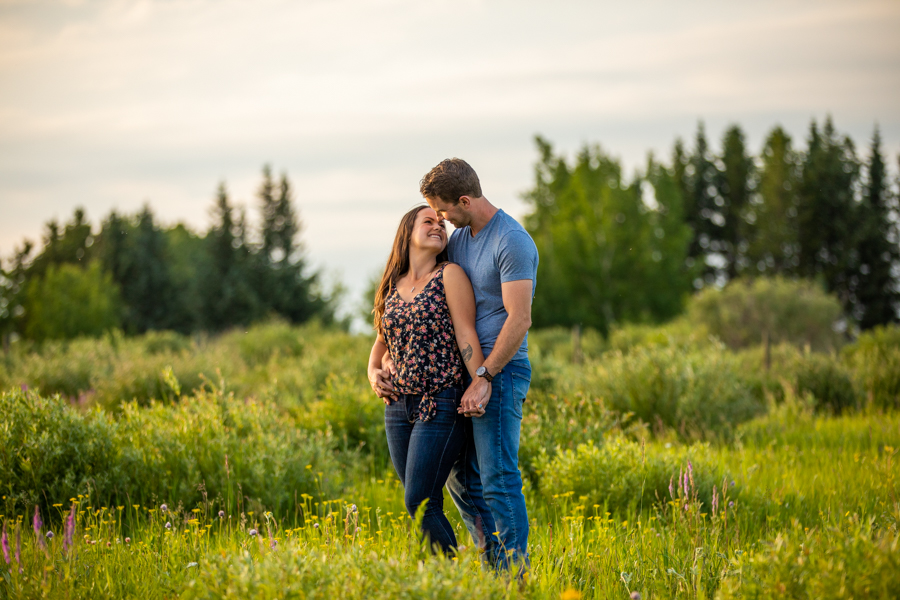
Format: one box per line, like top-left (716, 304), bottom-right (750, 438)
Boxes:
top-left (410, 207), bottom-right (447, 253)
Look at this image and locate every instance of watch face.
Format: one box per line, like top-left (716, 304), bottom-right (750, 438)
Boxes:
top-left (476, 366), bottom-right (486, 377)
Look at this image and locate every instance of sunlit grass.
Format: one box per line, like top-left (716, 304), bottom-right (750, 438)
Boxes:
top-left (3, 408), bottom-right (898, 599)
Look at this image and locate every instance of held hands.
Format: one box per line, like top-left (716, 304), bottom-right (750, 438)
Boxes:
top-left (368, 355), bottom-right (398, 404)
top-left (459, 376), bottom-right (491, 417)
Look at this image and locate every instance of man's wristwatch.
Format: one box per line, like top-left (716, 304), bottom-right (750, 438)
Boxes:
top-left (476, 366), bottom-right (493, 382)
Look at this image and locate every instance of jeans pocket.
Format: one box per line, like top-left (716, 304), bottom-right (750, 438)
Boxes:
top-left (509, 372), bottom-right (530, 419)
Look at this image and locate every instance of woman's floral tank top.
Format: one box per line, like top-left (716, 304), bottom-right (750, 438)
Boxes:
top-left (381, 262), bottom-right (462, 421)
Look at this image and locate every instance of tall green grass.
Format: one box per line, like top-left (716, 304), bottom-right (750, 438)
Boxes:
top-left (2, 321), bottom-right (900, 598)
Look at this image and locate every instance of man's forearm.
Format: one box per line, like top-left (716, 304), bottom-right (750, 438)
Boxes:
top-left (482, 311), bottom-right (531, 375)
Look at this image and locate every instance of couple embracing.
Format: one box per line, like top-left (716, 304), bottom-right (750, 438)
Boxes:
top-left (366, 158), bottom-right (538, 571)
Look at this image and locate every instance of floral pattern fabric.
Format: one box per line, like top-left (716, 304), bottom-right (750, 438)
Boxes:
top-left (381, 263), bottom-right (462, 421)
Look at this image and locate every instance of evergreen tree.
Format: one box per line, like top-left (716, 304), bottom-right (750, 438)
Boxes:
top-left (716, 125), bottom-right (754, 278)
top-left (28, 208), bottom-right (95, 279)
top-left (259, 165), bottom-right (299, 266)
top-left (0, 241), bottom-right (33, 347)
top-left (682, 123), bottom-right (723, 286)
top-left (163, 223), bottom-right (208, 332)
top-left (748, 126), bottom-right (801, 275)
top-left (644, 154), bottom-right (698, 319)
top-left (257, 166), bottom-right (329, 324)
top-left (203, 183), bottom-right (264, 330)
top-left (797, 116), bottom-right (861, 315)
top-left (855, 127), bottom-right (900, 328)
top-left (106, 207), bottom-right (179, 333)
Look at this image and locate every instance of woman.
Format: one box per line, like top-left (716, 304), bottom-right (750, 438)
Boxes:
top-left (366, 205), bottom-right (485, 555)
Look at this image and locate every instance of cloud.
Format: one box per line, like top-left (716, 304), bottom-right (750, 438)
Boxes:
top-left (1, 0), bottom-right (898, 323)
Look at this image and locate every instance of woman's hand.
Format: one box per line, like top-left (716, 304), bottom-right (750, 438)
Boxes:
top-left (367, 334), bottom-right (397, 404)
top-left (368, 366), bottom-right (396, 404)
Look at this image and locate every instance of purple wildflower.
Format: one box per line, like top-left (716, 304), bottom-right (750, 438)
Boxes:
top-left (2, 521), bottom-right (9, 564)
top-left (269, 538), bottom-right (277, 549)
top-left (313, 523), bottom-right (319, 529)
top-left (683, 472), bottom-right (689, 497)
top-left (249, 528), bottom-right (258, 536)
top-left (46, 531), bottom-right (54, 540)
top-left (15, 522), bottom-right (21, 566)
top-left (729, 500), bottom-right (734, 508)
top-left (33, 506), bottom-right (45, 549)
top-left (218, 510), bottom-right (225, 518)
top-left (631, 593), bottom-right (642, 600)
top-left (351, 504), bottom-right (357, 513)
top-left (668, 476), bottom-right (674, 500)
top-left (160, 504), bottom-right (168, 514)
top-left (165, 522), bottom-right (171, 530)
top-left (64, 503), bottom-right (76, 552)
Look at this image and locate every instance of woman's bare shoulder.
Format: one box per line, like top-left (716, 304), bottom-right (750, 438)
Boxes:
top-left (440, 262), bottom-right (471, 286)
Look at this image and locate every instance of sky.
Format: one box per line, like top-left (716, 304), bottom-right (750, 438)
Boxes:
top-left (1, 0), bottom-right (899, 327)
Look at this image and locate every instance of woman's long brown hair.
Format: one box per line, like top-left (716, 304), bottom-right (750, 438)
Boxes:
top-left (372, 205), bottom-right (449, 333)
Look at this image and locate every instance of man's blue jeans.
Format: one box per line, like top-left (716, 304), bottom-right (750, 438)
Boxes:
top-left (384, 385), bottom-right (466, 554)
top-left (446, 358), bottom-right (531, 569)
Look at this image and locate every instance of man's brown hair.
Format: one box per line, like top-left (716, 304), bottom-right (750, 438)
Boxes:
top-left (419, 158), bottom-right (482, 205)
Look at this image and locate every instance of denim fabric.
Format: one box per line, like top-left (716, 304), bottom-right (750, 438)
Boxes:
top-left (384, 385), bottom-right (466, 554)
top-left (446, 358), bottom-right (531, 570)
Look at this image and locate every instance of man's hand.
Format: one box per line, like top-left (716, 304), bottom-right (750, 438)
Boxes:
top-left (459, 376), bottom-right (491, 417)
top-left (367, 367), bottom-right (397, 404)
top-left (382, 353), bottom-right (398, 380)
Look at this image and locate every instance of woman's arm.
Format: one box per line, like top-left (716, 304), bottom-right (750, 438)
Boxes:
top-left (367, 332), bottom-right (396, 403)
top-left (443, 263), bottom-right (486, 380)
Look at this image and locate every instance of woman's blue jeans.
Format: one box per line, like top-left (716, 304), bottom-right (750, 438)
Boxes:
top-left (384, 386), bottom-right (465, 554)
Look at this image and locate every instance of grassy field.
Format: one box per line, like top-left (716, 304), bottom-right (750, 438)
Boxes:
top-left (1, 321), bottom-right (899, 599)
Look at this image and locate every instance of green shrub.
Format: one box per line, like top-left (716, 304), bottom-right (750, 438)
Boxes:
top-left (221, 319), bottom-right (305, 367)
top-left (795, 353), bottom-right (858, 413)
top-left (9, 335), bottom-right (118, 399)
top-left (842, 324), bottom-right (900, 409)
top-left (689, 276), bottom-right (843, 352)
top-left (518, 391), bottom-right (623, 486)
top-left (24, 261), bottom-right (122, 341)
top-left (717, 519), bottom-right (900, 599)
top-left (732, 344), bottom-right (860, 413)
top-left (142, 330), bottom-right (193, 355)
top-left (529, 326), bottom-right (605, 363)
top-left (534, 436), bottom-right (726, 514)
top-left (300, 373), bottom-right (388, 468)
top-left (595, 344), bottom-right (764, 439)
top-left (114, 391), bottom-right (343, 515)
top-left (2, 321), bottom-right (369, 409)
top-left (0, 389), bottom-right (119, 513)
top-left (0, 388), bottom-right (343, 519)
top-left (607, 318), bottom-right (711, 353)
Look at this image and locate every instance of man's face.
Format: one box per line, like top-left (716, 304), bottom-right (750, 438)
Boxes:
top-left (425, 196), bottom-right (471, 229)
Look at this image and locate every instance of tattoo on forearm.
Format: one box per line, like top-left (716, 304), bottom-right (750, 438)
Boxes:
top-left (461, 343), bottom-right (473, 363)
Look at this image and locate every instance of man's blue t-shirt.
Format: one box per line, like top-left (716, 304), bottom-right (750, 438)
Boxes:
top-left (447, 209), bottom-right (538, 362)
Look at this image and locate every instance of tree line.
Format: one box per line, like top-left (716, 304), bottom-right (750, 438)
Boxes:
top-left (2, 116), bottom-right (897, 344)
top-left (0, 166), bottom-right (341, 345)
top-left (525, 116), bottom-right (899, 335)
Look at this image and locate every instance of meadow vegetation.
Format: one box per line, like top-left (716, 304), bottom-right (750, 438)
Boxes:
top-left (1, 311), bottom-right (899, 598)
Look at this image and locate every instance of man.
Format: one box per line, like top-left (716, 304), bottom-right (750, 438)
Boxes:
top-left (421, 158), bottom-right (538, 570)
